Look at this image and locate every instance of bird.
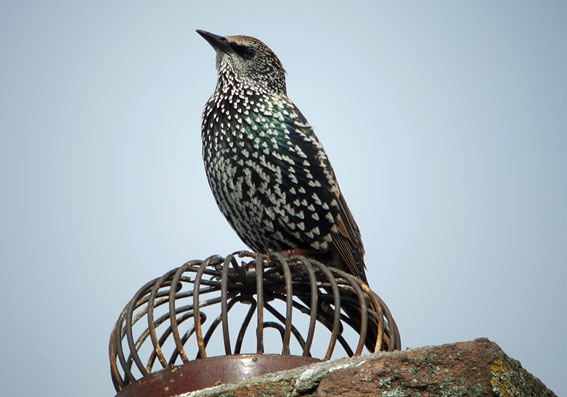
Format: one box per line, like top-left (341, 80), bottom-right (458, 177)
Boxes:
top-left (197, 30), bottom-right (367, 284)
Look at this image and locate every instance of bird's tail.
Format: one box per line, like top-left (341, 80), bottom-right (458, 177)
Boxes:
top-left (340, 288), bottom-right (381, 352)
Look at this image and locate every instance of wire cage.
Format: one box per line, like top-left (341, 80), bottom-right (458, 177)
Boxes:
top-left (109, 252), bottom-right (401, 395)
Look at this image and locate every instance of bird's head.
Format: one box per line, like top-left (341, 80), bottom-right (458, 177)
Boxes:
top-left (197, 30), bottom-right (286, 95)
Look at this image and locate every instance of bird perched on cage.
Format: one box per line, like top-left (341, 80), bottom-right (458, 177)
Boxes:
top-left (197, 30), bottom-right (367, 284)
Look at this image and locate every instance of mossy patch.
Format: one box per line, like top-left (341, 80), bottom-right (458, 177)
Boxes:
top-left (490, 359), bottom-right (519, 397)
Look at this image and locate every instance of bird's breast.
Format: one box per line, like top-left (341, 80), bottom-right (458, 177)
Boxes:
top-left (201, 91), bottom-right (340, 253)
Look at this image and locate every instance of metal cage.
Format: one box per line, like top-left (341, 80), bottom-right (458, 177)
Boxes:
top-left (109, 252), bottom-right (401, 395)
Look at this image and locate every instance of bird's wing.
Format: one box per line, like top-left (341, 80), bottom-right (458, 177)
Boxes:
top-left (273, 97), bottom-right (366, 280)
top-left (332, 188), bottom-right (367, 281)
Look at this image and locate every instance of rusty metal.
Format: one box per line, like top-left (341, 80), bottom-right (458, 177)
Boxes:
top-left (116, 354), bottom-right (321, 397)
top-left (109, 252), bottom-right (401, 394)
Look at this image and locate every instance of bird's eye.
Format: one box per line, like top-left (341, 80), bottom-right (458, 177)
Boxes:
top-left (230, 43), bottom-right (256, 60)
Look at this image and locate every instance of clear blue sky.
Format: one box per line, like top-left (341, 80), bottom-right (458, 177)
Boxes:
top-left (1, 1), bottom-right (565, 395)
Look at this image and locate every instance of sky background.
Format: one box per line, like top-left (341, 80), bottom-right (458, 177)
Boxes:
top-left (1, 1), bottom-right (565, 395)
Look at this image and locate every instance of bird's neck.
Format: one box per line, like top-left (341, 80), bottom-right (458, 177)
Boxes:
top-left (215, 70), bottom-right (260, 98)
top-left (215, 64), bottom-right (286, 98)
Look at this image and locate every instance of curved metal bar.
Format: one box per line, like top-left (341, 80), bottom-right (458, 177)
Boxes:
top-left (296, 259), bottom-right (319, 356)
top-left (235, 299), bottom-right (257, 354)
top-left (255, 253), bottom-right (264, 354)
top-left (264, 302), bottom-right (306, 352)
top-left (359, 283), bottom-right (383, 353)
top-left (263, 321), bottom-right (286, 342)
top-left (220, 255), bottom-right (233, 355)
top-left (202, 297), bottom-right (241, 353)
top-left (147, 268), bottom-right (180, 367)
top-left (119, 278), bottom-right (165, 379)
top-left (307, 260), bottom-right (342, 360)
top-left (124, 280), bottom-right (157, 378)
top-left (374, 290), bottom-right (402, 350)
top-left (168, 262), bottom-right (197, 363)
top-left (109, 308), bottom-right (126, 390)
top-left (271, 253), bottom-right (293, 355)
top-left (330, 269), bottom-right (368, 356)
top-left (167, 323), bottom-right (196, 365)
top-left (193, 256), bottom-right (218, 359)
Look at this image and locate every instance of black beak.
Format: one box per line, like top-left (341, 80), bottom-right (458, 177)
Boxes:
top-left (196, 30), bottom-right (231, 52)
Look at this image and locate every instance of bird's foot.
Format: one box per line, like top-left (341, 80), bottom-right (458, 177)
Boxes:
top-left (279, 248), bottom-right (317, 257)
top-left (237, 250), bottom-right (257, 259)
top-left (237, 250), bottom-right (270, 263)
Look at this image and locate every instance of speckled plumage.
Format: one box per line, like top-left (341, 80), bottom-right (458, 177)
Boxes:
top-left (197, 30), bottom-right (367, 282)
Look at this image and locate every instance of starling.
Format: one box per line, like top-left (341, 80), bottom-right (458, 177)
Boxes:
top-left (197, 30), bottom-right (367, 283)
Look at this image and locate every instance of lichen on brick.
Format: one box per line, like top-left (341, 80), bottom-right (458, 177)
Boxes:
top-left (381, 389), bottom-right (406, 397)
top-left (378, 376), bottom-right (393, 389)
top-left (490, 359), bottom-right (519, 397)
